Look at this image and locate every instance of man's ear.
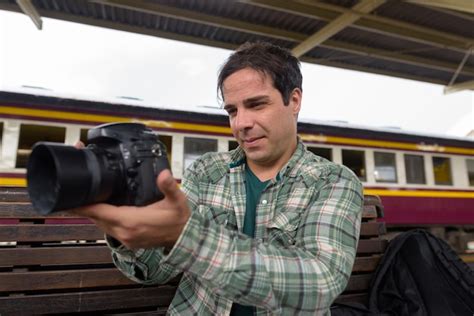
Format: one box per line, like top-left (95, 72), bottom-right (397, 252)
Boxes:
top-left (290, 88), bottom-right (302, 116)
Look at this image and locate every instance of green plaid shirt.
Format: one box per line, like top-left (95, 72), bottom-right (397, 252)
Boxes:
top-left (108, 140), bottom-right (363, 315)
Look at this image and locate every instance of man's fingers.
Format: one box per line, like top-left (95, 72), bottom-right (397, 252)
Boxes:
top-left (71, 203), bottom-right (121, 222)
top-left (157, 169), bottom-right (181, 201)
top-left (74, 141), bottom-right (85, 149)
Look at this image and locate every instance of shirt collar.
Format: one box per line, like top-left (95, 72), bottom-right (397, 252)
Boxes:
top-left (227, 137), bottom-right (306, 181)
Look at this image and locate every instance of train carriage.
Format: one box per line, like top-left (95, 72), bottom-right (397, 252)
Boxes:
top-left (1, 89), bottom-right (473, 251)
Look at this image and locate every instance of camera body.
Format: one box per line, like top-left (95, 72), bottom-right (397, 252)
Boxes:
top-left (85, 122), bottom-right (169, 206)
top-left (27, 122), bottom-right (170, 214)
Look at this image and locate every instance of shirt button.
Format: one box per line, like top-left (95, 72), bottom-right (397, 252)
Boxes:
top-left (261, 200), bottom-right (268, 205)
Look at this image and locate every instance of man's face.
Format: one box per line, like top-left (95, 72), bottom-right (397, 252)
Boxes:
top-left (222, 68), bottom-right (301, 171)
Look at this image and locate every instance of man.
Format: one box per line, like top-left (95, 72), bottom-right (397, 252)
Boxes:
top-left (74, 42), bottom-right (363, 315)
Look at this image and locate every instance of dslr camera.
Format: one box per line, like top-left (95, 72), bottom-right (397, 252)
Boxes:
top-left (27, 122), bottom-right (170, 215)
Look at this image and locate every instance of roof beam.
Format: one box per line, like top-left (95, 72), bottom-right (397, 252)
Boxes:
top-left (291, 0), bottom-right (385, 57)
top-left (15, 0), bottom-right (42, 30)
top-left (447, 47), bottom-right (473, 86)
top-left (406, 0), bottom-right (474, 14)
top-left (244, 0), bottom-right (473, 53)
top-left (444, 80), bottom-right (474, 94)
top-left (422, 4), bottom-right (474, 22)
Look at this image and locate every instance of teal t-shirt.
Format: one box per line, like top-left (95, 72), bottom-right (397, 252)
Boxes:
top-left (230, 165), bottom-right (269, 316)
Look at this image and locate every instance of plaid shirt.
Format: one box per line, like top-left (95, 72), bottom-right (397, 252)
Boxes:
top-left (108, 140), bottom-right (363, 315)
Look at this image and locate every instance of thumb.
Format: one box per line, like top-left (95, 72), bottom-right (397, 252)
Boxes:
top-left (157, 169), bottom-right (181, 201)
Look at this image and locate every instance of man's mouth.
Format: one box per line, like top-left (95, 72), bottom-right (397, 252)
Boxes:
top-left (243, 136), bottom-right (264, 146)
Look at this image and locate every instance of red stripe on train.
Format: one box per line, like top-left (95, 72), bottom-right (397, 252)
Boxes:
top-left (380, 196), bottom-right (474, 225)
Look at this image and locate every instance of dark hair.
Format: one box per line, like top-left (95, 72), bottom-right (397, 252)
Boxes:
top-left (217, 42), bottom-right (302, 105)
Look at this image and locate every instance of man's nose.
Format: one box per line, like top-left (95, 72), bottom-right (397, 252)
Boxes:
top-left (234, 109), bottom-right (254, 131)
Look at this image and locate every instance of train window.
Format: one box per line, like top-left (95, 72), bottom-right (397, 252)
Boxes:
top-left (229, 140), bottom-right (239, 151)
top-left (183, 137), bottom-right (217, 172)
top-left (466, 159), bottom-right (474, 186)
top-left (432, 156), bottom-right (453, 185)
top-left (342, 149), bottom-right (366, 181)
top-left (374, 152), bottom-right (397, 183)
top-left (308, 147), bottom-right (332, 161)
top-left (80, 129), bottom-right (89, 144)
top-left (159, 135), bottom-right (173, 163)
top-left (404, 154), bottom-right (426, 184)
top-left (16, 124), bottom-right (66, 168)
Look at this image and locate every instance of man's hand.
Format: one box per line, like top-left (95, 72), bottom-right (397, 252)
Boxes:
top-left (72, 168), bottom-right (191, 250)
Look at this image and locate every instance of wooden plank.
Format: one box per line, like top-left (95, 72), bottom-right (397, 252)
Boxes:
top-left (351, 255), bottom-right (382, 273)
top-left (0, 268), bottom-right (135, 291)
top-left (333, 293), bottom-right (367, 305)
top-left (0, 246), bottom-right (113, 266)
top-left (360, 222), bottom-right (386, 236)
top-left (362, 205), bottom-right (377, 219)
top-left (343, 274), bottom-right (372, 292)
top-left (357, 239), bottom-right (388, 254)
top-left (363, 195), bottom-right (384, 218)
top-left (0, 187), bottom-right (29, 203)
top-left (106, 309), bottom-right (168, 316)
top-left (363, 195), bottom-right (381, 206)
top-left (0, 202), bottom-right (77, 218)
top-left (0, 224), bottom-right (104, 242)
top-left (0, 286), bottom-right (176, 314)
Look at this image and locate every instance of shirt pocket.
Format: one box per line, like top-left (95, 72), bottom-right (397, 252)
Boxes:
top-left (199, 204), bottom-right (229, 226)
top-left (265, 210), bottom-right (302, 247)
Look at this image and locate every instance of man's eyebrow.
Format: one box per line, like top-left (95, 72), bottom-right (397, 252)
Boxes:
top-left (243, 95), bottom-right (270, 106)
top-left (223, 95), bottom-right (270, 111)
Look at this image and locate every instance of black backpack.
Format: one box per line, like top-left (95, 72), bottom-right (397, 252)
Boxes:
top-left (332, 230), bottom-right (474, 316)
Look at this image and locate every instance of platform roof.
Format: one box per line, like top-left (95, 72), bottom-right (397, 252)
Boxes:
top-left (2, 0), bottom-right (474, 93)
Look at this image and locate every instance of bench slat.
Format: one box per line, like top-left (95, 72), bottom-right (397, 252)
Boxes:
top-left (0, 188), bottom-right (29, 203)
top-left (0, 246), bottom-right (112, 266)
top-left (0, 224), bottom-right (104, 241)
top-left (0, 286), bottom-right (176, 315)
top-left (360, 222), bottom-right (386, 236)
top-left (343, 274), bottom-right (372, 292)
top-left (0, 202), bottom-right (78, 218)
top-left (357, 239), bottom-right (388, 254)
top-left (362, 205), bottom-right (377, 219)
top-left (0, 268), bottom-right (134, 291)
top-left (333, 293), bottom-right (367, 305)
top-left (0, 222), bottom-right (385, 242)
top-left (351, 255), bottom-right (382, 272)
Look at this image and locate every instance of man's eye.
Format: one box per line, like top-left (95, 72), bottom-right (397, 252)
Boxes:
top-left (226, 109), bottom-right (236, 115)
top-left (250, 102), bottom-right (265, 108)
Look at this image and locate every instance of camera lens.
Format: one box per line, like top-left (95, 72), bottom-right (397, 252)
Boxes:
top-left (26, 142), bottom-right (116, 214)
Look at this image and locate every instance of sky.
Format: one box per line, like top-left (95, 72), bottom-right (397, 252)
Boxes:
top-left (0, 10), bottom-right (473, 138)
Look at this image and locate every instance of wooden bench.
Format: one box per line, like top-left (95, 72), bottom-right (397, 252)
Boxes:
top-left (0, 188), bottom-right (386, 315)
top-left (335, 194), bottom-right (386, 305)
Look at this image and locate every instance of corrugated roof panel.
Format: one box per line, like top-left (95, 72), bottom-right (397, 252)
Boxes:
top-left (2, 0), bottom-right (472, 88)
top-left (323, 0), bottom-right (358, 8)
top-left (334, 27), bottom-right (467, 66)
top-left (305, 46), bottom-right (474, 84)
top-left (305, 46), bottom-right (354, 62)
top-left (151, 0), bottom-right (326, 35)
top-left (335, 27), bottom-right (430, 52)
top-left (377, 1), bottom-right (474, 39)
top-left (349, 55), bottom-right (472, 83)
